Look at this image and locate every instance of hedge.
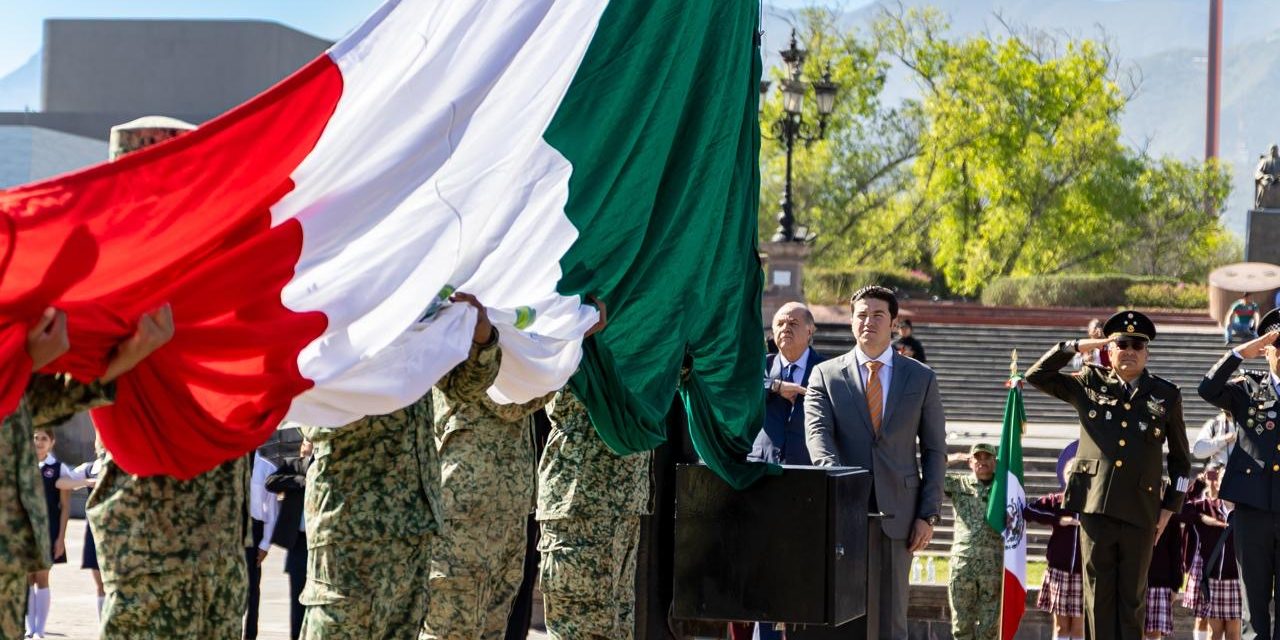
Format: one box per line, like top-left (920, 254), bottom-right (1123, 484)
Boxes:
top-left (805, 268), bottom-right (932, 306)
top-left (1124, 282), bottom-right (1209, 310)
top-left (980, 274), bottom-right (1181, 308)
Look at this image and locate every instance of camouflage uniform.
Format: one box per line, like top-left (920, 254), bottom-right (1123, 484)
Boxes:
top-left (0, 375), bottom-right (114, 639)
top-left (299, 335), bottom-right (501, 640)
top-left (88, 454), bottom-right (250, 639)
top-left (944, 472), bottom-right (1003, 640)
top-left (423, 390), bottom-right (553, 640)
top-left (536, 389), bottom-right (651, 640)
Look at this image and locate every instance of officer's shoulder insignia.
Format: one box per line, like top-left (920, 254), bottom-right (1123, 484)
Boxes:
top-left (1146, 374), bottom-right (1180, 392)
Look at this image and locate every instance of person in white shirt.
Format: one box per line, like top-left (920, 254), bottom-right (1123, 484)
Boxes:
top-left (1193, 411), bottom-right (1235, 468)
top-left (245, 451), bottom-right (279, 640)
top-left (26, 427), bottom-right (76, 639)
top-left (57, 442), bottom-right (105, 618)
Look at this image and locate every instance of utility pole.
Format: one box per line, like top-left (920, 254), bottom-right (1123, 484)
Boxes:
top-left (1205, 0), bottom-right (1223, 161)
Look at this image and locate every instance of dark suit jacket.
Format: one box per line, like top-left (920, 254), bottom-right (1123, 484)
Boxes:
top-left (749, 347), bottom-right (826, 465)
top-left (266, 455), bottom-right (311, 551)
top-left (1198, 352), bottom-right (1280, 512)
top-left (803, 349), bottom-right (947, 539)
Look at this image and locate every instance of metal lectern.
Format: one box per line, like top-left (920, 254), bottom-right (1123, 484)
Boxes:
top-left (673, 465), bottom-right (880, 638)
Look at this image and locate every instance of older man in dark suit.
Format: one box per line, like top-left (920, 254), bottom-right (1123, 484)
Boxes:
top-left (804, 285), bottom-right (947, 639)
top-left (750, 302), bottom-right (826, 466)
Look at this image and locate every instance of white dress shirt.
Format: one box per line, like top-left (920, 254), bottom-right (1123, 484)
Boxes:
top-left (39, 453), bottom-right (74, 478)
top-left (249, 453), bottom-right (280, 552)
top-left (774, 347), bottom-right (812, 384)
top-left (853, 345), bottom-right (895, 418)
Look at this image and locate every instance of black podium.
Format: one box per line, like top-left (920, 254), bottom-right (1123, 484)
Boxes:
top-left (672, 465), bottom-right (880, 638)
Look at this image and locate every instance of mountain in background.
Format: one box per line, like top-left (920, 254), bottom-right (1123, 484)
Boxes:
top-left (0, 51), bottom-right (40, 112)
top-left (2, 3), bottom-right (1277, 233)
top-left (761, 0), bottom-right (1280, 235)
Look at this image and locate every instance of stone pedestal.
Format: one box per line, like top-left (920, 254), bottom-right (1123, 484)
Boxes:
top-left (1248, 209), bottom-right (1280, 264)
top-left (760, 240), bottom-right (812, 326)
top-left (1207, 261), bottom-right (1280, 322)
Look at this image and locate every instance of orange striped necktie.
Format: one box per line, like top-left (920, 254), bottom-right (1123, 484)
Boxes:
top-left (866, 360), bottom-right (883, 434)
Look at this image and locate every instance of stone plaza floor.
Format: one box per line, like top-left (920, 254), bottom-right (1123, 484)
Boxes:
top-left (39, 518), bottom-right (549, 640)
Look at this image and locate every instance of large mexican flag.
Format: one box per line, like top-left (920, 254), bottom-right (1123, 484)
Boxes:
top-left (986, 376), bottom-right (1028, 639)
top-left (0, 0), bottom-right (766, 483)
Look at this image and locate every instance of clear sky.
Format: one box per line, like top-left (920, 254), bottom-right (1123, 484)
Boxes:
top-left (0, 1), bottom-right (874, 77)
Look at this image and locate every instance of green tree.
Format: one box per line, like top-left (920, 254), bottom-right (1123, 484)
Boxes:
top-left (761, 6), bottom-right (1237, 296)
top-left (1121, 156), bottom-right (1237, 280)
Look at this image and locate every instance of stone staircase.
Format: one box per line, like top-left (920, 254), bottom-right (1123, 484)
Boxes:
top-left (807, 321), bottom-right (1248, 556)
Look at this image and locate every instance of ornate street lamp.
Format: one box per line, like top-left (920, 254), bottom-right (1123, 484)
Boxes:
top-left (762, 30), bottom-right (839, 243)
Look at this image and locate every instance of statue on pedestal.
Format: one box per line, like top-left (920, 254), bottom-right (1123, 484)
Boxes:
top-left (1256, 144), bottom-right (1280, 209)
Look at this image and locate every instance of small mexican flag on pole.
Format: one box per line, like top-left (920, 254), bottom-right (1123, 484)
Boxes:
top-left (986, 353), bottom-right (1027, 640)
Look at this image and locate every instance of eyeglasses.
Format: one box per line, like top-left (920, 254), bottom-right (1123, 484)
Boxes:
top-left (1114, 339), bottom-right (1147, 351)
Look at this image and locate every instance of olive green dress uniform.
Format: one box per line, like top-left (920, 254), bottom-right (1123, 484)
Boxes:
top-left (944, 443), bottom-right (1003, 640)
top-left (89, 456), bottom-right (250, 639)
top-left (536, 389), bottom-right (651, 640)
top-left (298, 333), bottom-right (500, 640)
top-left (422, 390), bottom-right (554, 640)
top-left (0, 375), bottom-right (114, 639)
top-left (1025, 311), bottom-right (1191, 640)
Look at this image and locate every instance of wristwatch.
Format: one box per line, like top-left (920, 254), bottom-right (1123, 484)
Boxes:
top-left (923, 514), bottom-right (940, 527)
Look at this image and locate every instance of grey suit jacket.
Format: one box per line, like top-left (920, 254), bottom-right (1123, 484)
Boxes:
top-left (803, 349), bottom-right (947, 540)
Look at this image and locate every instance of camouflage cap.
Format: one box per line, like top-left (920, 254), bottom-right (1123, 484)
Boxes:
top-left (969, 443), bottom-right (997, 457)
top-left (109, 115), bottom-right (196, 160)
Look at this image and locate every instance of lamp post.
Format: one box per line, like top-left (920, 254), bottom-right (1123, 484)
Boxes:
top-left (761, 29), bottom-right (838, 243)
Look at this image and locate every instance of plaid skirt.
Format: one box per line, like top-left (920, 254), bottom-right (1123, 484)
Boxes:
top-left (1196, 578), bottom-right (1242, 620)
top-left (1037, 567), bottom-right (1083, 617)
top-left (1182, 555), bottom-right (1203, 610)
top-left (1144, 587), bottom-right (1174, 635)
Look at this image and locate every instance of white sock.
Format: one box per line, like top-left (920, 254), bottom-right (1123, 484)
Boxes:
top-left (33, 587), bottom-right (50, 635)
top-left (25, 585), bottom-right (35, 634)
top-left (96, 595), bottom-right (104, 618)
top-left (1193, 631), bottom-right (1207, 640)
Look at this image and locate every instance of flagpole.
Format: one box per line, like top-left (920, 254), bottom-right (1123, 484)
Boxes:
top-left (1000, 348), bottom-right (1017, 640)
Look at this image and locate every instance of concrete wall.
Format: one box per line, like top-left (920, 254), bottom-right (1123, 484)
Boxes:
top-left (42, 19), bottom-right (330, 118)
top-left (0, 125), bottom-right (104, 187)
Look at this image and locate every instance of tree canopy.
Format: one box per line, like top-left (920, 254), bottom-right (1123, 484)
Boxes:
top-left (760, 6), bottom-right (1237, 297)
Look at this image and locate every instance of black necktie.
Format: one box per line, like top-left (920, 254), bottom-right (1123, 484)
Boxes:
top-left (783, 363), bottom-right (797, 383)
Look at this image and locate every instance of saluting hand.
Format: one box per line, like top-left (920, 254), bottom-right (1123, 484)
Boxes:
top-left (1237, 331), bottom-right (1279, 359)
top-left (1076, 337), bottom-right (1114, 354)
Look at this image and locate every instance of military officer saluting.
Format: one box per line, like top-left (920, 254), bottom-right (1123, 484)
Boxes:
top-left (1026, 310), bottom-right (1192, 640)
top-left (1198, 308), bottom-right (1280, 639)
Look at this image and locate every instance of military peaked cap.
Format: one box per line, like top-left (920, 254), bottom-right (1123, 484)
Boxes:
top-left (1103, 309), bottom-right (1156, 342)
top-left (1259, 308), bottom-right (1280, 335)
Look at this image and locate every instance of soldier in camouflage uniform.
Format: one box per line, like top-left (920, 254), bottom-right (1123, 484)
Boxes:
top-left (1, 302), bottom-right (171, 639)
top-left (424, 299), bottom-right (607, 640)
top-left (422, 390), bottom-right (554, 640)
top-left (299, 293), bottom-right (500, 640)
top-left (944, 442), bottom-right (1003, 640)
top-left (86, 117), bottom-right (250, 640)
top-left (537, 387), bottom-right (651, 640)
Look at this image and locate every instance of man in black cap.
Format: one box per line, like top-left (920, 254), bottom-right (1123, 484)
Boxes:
top-left (1025, 310), bottom-right (1192, 640)
top-left (1198, 308), bottom-right (1280, 639)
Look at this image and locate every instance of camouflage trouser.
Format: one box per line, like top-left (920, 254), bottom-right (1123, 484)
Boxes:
top-left (0, 568), bottom-right (26, 640)
top-left (100, 553), bottom-right (246, 640)
top-left (300, 533), bottom-right (432, 640)
top-left (539, 515), bottom-right (640, 640)
top-left (423, 516), bottom-right (527, 640)
top-left (947, 555), bottom-right (1002, 640)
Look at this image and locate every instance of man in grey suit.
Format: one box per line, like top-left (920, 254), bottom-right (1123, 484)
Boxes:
top-left (804, 285), bottom-right (947, 639)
